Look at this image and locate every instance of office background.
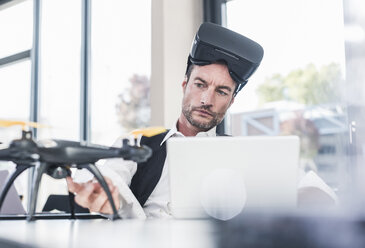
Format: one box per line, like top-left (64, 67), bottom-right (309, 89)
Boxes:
top-left (1, 0), bottom-right (365, 213)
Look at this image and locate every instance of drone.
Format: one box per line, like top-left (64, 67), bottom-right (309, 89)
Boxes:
top-left (0, 120), bottom-right (155, 221)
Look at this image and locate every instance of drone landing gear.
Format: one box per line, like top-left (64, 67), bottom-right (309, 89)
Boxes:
top-left (68, 191), bottom-right (76, 219)
top-left (1, 163), bottom-right (120, 221)
top-left (0, 164), bottom-right (29, 212)
top-left (27, 162), bottom-right (120, 221)
top-left (27, 162), bottom-right (49, 221)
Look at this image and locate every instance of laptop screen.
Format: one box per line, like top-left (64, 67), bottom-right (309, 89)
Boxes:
top-left (167, 136), bottom-right (299, 220)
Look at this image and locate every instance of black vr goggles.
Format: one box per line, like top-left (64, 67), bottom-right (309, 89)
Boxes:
top-left (187, 22), bottom-right (264, 96)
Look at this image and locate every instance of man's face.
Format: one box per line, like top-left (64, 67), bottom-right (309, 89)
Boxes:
top-left (181, 63), bottom-right (236, 131)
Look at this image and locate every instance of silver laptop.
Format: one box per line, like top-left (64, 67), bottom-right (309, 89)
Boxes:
top-left (0, 170), bottom-right (26, 215)
top-left (167, 136), bottom-right (299, 219)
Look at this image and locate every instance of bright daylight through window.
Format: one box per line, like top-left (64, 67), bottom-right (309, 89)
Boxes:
top-left (226, 0), bottom-right (347, 192)
top-left (0, 0), bottom-right (151, 211)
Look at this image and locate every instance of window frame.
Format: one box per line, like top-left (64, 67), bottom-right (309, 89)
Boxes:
top-left (0, 0), bottom-right (40, 137)
top-left (0, 0), bottom-right (91, 141)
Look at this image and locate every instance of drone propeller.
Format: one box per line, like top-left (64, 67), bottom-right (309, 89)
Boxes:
top-left (0, 119), bottom-right (48, 130)
top-left (0, 119), bottom-right (49, 146)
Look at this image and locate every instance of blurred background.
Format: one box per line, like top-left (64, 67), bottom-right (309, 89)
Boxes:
top-left (0, 0), bottom-right (365, 214)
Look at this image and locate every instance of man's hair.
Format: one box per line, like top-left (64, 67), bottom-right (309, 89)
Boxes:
top-left (185, 63), bottom-right (195, 82)
top-left (185, 60), bottom-right (229, 82)
top-left (185, 60), bottom-right (239, 94)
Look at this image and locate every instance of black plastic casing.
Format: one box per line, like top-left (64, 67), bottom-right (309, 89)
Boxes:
top-left (189, 22), bottom-right (264, 94)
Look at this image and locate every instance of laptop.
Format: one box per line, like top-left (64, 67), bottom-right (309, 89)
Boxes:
top-left (167, 136), bottom-right (300, 219)
top-left (0, 170), bottom-right (26, 215)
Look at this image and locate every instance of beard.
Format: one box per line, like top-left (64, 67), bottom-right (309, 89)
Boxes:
top-left (182, 104), bottom-right (224, 131)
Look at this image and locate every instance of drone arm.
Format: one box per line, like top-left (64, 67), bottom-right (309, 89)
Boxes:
top-left (0, 164), bottom-right (29, 211)
top-left (78, 163), bottom-right (120, 220)
top-left (27, 162), bottom-right (50, 221)
top-left (0, 148), bottom-right (14, 161)
top-left (115, 144), bottom-right (152, 163)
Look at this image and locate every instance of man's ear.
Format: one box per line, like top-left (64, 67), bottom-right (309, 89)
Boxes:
top-left (182, 77), bottom-right (188, 93)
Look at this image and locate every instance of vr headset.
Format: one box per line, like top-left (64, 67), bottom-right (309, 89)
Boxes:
top-left (187, 22), bottom-right (264, 96)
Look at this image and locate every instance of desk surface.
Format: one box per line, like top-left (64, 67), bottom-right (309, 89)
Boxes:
top-left (2, 213), bottom-right (365, 248)
top-left (0, 218), bottom-right (216, 248)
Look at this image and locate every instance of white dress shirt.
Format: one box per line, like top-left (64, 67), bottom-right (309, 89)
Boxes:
top-left (75, 123), bottom-right (337, 218)
top-left (142, 125), bottom-right (217, 218)
top-left (85, 124), bottom-right (216, 219)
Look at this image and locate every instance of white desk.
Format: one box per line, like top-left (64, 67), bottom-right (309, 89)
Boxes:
top-left (2, 213), bottom-right (365, 248)
top-left (0, 219), bottom-right (216, 248)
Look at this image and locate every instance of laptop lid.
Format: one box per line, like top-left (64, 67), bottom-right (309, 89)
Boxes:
top-left (0, 170), bottom-right (26, 215)
top-left (167, 136), bottom-right (299, 219)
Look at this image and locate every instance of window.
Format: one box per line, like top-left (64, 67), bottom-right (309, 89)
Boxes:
top-left (0, 0), bottom-right (32, 58)
top-left (0, 0), bottom-right (33, 204)
top-left (90, 0), bottom-right (151, 146)
top-left (37, 0), bottom-right (81, 141)
top-left (0, 61), bottom-right (31, 124)
top-left (225, 0), bottom-right (348, 191)
top-left (0, 0), bottom-right (33, 142)
top-left (1, 0), bottom-right (152, 144)
top-left (0, 0), bottom-right (152, 210)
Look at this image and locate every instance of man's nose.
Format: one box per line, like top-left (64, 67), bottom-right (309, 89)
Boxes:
top-left (200, 88), bottom-right (214, 105)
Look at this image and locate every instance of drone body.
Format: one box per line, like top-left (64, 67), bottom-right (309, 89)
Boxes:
top-left (0, 129), bottom-right (152, 221)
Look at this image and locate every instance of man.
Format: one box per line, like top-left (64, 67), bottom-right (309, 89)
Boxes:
top-left (67, 61), bottom-right (239, 218)
top-left (66, 23), bottom-right (336, 218)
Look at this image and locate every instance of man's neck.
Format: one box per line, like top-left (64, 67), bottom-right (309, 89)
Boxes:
top-left (177, 114), bottom-right (203, 137)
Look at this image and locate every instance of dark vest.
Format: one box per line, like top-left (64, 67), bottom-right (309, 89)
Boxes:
top-left (130, 131), bottom-right (228, 207)
top-left (130, 131), bottom-right (169, 207)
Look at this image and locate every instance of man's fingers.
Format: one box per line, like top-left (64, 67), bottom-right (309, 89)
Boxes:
top-left (92, 177), bottom-right (114, 193)
top-left (104, 176), bottom-right (113, 185)
top-left (66, 177), bottom-right (83, 194)
top-left (74, 183), bottom-right (96, 208)
top-left (100, 187), bottom-right (120, 214)
top-left (92, 181), bottom-right (114, 194)
top-left (89, 190), bottom-right (109, 213)
top-left (67, 176), bottom-right (120, 214)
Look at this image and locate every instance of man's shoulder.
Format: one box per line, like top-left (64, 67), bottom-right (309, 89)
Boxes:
top-left (135, 127), bottom-right (169, 149)
top-left (132, 127), bottom-right (168, 138)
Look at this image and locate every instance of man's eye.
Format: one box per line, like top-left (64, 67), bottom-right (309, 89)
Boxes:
top-left (217, 90), bottom-right (228, 96)
top-left (195, 83), bottom-right (204, 88)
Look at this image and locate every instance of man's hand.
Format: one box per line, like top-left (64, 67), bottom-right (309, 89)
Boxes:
top-left (66, 176), bottom-right (120, 214)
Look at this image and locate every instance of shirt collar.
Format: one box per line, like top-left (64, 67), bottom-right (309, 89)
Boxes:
top-left (160, 121), bottom-right (216, 146)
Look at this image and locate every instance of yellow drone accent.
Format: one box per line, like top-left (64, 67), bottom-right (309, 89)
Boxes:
top-left (0, 120), bottom-right (48, 130)
top-left (131, 127), bottom-right (167, 138)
